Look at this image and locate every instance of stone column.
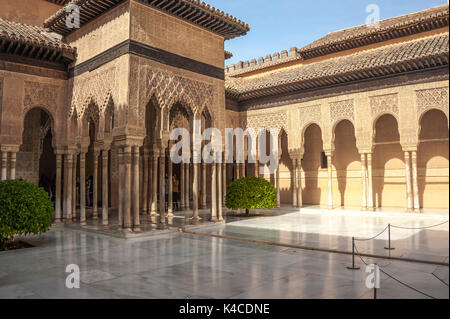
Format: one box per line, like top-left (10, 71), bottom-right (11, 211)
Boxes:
top-left (102, 149), bottom-right (109, 227)
top-left (275, 160), bottom-right (281, 208)
top-left (217, 161), bottom-right (223, 221)
top-left (222, 161), bottom-right (227, 207)
top-left (235, 161), bottom-right (239, 180)
top-left (123, 146), bottom-right (132, 231)
top-left (297, 158), bottom-right (303, 208)
top-left (151, 155), bottom-right (158, 216)
top-left (367, 153), bottom-right (374, 211)
top-left (117, 147), bottom-right (124, 227)
top-left (55, 153), bottom-right (63, 222)
top-left (180, 162), bottom-right (185, 210)
top-left (210, 159), bottom-right (217, 221)
top-left (65, 154), bottom-right (73, 221)
top-left (142, 152), bottom-right (149, 215)
top-left (201, 162), bottom-right (207, 209)
top-left (185, 162), bottom-right (190, 209)
top-left (192, 161), bottom-right (200, 221)
top-left (1, 151), bottom-right (7, 180)
top-left (411, 151), bottom-right (420, 212)
top-left (360, 153), bottom-right (368, 210)
top-left (9, 151), bottom-right (16, 180)
top-left (71, 153), bottom-right (77, 222)
top-left (92, 150), bottom-right (99, 220)
top-left (79, 152), bottom-right (87, 226)
top-left (132, 146), bottom-right (141, 231)
top-left (168, 154), bottom-right (173, 217)
top-left (159, 150), bottom-right (167, 229)
top-left (404, 151), bottom-right (414, 212)
top-left (327, 154), bottom-right (333, 210)
top-left (292, 159), bottom-right (298, 208)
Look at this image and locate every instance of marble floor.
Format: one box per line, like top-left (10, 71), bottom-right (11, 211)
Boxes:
top-left (202, 207), bottom-right (450, 264)
top-left (0, 224), bottom-right (448, 299)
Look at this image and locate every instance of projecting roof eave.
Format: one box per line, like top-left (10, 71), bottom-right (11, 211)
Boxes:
top-left (44, 0), bottom-right (250, 40)
top-left (226, 53), bottom-right (449, 101)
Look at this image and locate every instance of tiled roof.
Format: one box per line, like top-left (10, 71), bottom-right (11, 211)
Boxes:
top-left (44, 0), bottom-right (70, 4)
top-left (299, 4), bottom-right (449, 59)
top-left (0, 17), bottom-right (77, 64)
top-left (44, 0), bottom-right (250, 39)
top-left (226, 33), bottom-right (449, 100)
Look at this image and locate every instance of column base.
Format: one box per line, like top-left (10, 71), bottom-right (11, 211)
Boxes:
top-left (158, 223), bottom-right (169, 230)
top-left (209, 217), bottom-right (218, 223)
top-left (92, 214), bottom-right (99, 220)
top-left (406, 208), bottom-right (414, 213)
top-left (102, 225), bottom-right (109, 230)
top-left (80, 221), bottom-right (87, 227)
top-left (133, 227), bottom-right (142, 233)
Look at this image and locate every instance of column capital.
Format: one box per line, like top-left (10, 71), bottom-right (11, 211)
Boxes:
top-left (0, 144), bottom-right (20, 153)
top-left (402, 145), bottom-right (418, 152)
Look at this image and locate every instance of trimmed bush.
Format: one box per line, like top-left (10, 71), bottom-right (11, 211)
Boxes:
top-left (0, 179), bottom-right (53, 245)
top-left (225, 177), bottom-right (277, 215)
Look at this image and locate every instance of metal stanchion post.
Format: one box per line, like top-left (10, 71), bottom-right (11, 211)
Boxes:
top-left (346, 237), bottom-right (360, 270)
top-left (384, 224), bottom-right (395, 250)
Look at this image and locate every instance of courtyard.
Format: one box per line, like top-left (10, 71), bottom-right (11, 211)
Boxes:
top-left (0, 209), bottom-right (448, 299)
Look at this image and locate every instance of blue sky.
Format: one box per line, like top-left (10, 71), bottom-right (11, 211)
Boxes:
top-left (206, 0), bottom-right (448, 65)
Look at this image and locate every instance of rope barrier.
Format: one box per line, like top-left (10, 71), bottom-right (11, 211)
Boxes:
top-left (353, 244), bottom-right (438, 299)
top-left (391, 220), bottom-right (449, 230)
top-left (354, 225), bottom-right (389, 241)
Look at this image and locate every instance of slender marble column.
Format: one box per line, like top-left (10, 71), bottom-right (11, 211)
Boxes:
top-left (404, 151), bottom-right (414, 212)
top-left (123, 146), bottom-right (132, 231)
top-left (72, 154), bottom-right (77, 222)
top-left (151, 155), bottom-right (158, 216)
top-left (168, 156), bottom-right (173, 217)
top-left (276, 160), bottom-right (281, 208)
top-left (235, 161), bottom-right (239, 180)
top-left (411, 151), bottom-right (420, 212)
top-left (102, 150), bottom-right (109, 226)
top-left (180, 162), bottom-right (185, 209)
top-left (360, 153), bottom-right (368, 210)
top-left (92, 151), bottom-right (99, 219)
top-left (292, 159), bottom-right (298, 208)
top-left (241, 161), bottom-right (246, 178)
top-left (217, 161), bottom-right (223, 221)
top-left (79, 152), bottom-right (87, 226)
top-left (210, 160), bottom-right (217, 221)
top-left (222, 161), bottom-right (226, 207)
top-left (327, 154), bottom-right (333, 210)
top-left (159, 151), bottom-right (167, 228)
top-left (117, 148), bottom-right (124, 227)
top-left (132, 147), bottom-right (141, 231)
top-left (147, 155), bottom-right (152, 215)
top-left (65, 154), bottom-right (73, 221)
top-left (9, 152), bottom-right (16, 180)
top-left (1, 152), bottom-right (7, 180)
top-left (55, 154), bottom-right (62, 222)
top-left (297, 159), bottom-right (303, 208)
top-left (185, 162), bottom-right (190, 209)
top-left (192, 162), bottom-right (199, 221)
top-left (142, 153), bottom-right (149, 215)
top-left (367, 153), bottom-right (374, 211)
top-left (201, 162), bottom-right (207, 208)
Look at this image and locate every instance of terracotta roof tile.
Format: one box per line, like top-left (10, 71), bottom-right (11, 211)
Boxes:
top-left (226, 33), bottom-right (449, 99)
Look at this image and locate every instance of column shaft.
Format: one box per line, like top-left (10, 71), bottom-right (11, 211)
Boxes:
top-left (132, 147), bottom-right (140, 231)
top-left (297, 159), bottom-right (303, 208)
top-left (123, 147), bottom-right (132, 230)
top-left (92, 152), bottom-right (99, 219)
top-left (404, 152), bottom-right (414, 212)
top-left (71, 154), bottom-right (77, 222)
top-left (55, 154), bottom-right (62, 222)
top-left (367, 153), bottom-right (374, 210)
top-left (327, 155), bottom-right (333, 209)
top-left (276, 162), bottom-right (280, 208)
top-left (192, 162), bottom-right (199, 220)
top-left (217, 161), bottom-right (223, 221)
top-left (118, 148), bottom-right (124, 227)
top-left (80, 152), bottom-right (86, 226)
top-left (201, 163), bottom-right (207, 208)
top-left (210, 160), bottom-right (217, 221)
top-left (151, 156), bottom-right (158, 216)
top-left (185, 162), bottom-right (190, 209)
top-left (159, 152), bottom-right (167, 228)
top-left (1, 152), bottom-right (7, 180)
top-left (142, 154), bottom-right (149, 215)
top-left (65, 154), bottom-right (73, 221)
top-left (361, 154), bottom-right (368, 210)
top-left (9, 152), bottom-right (16, 180)
top-left (168, 157), bottom-right (173, 217)
top-left (180, 162), bottom-right (185, 209)
top-left (222, 162), bottom-right (226, 207)
top-left (102, 150), bottom-right (109, 226)
top-left (292, 159), bottom-right (298, 208)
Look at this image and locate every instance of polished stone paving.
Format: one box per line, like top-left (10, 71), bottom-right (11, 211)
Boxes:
top-left (201, 207), bottom-right (450, 263)
top-left (0, 223), bottom-right (448, 299)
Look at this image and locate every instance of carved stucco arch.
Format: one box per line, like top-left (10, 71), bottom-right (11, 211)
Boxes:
top-left (416, 87), bottom-right (450, 137)
top-left (21, 106), bottom-right (57, 149)
top-left (417, 108), bottom-right (450, 139)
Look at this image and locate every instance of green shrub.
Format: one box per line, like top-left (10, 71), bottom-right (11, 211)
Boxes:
top-left (225, 177), bottom-right (277, 215)
top-left (0, 179), bottom-right (53, 244)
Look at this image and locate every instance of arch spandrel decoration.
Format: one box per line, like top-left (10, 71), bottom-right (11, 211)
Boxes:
top-left (370, 93), bottom-right (399, 120)
top-left (329, 99), bottom-right (355, 126)
top-left (244, 111), bottom-right (288, 133)
top-left (416, 87), bottom-right (449, 119)
top-left (299, 104), bottom-right (322, 134)
top-left (141, 69), bottom-right (215, 131)
top-left (24, 81), bottom-right (59, 114)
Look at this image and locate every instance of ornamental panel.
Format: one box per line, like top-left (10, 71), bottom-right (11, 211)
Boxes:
top-left (370, 93), bottom-right (399, 118)
top-left (416, 87), bottom-right (449, 116)
top-left (329, 99), bottom-right (354, 125)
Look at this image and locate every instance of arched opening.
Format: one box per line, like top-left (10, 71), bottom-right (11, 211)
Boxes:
top-left (18, 108), bottom-right (56, 200)
top-left (278, 129), bottom-right (292, 204)
top-left (302, 124), bottom-right (324, 206)
top-left (332, 120), bottom-right (360, 207)
top-left (373, 114), bottom-right (405, 208)
top-left (417, 109), bottom-right (449, 209)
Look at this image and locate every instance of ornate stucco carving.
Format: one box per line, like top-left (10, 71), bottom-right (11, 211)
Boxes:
top-left (370, 93), bottom-right (399, 119)
top-left (329, 99), bottom-right (354, 125)
top-left (142, 68), bottom-right (214, 126)
top-left (415, 87), bottom-right (449, 117)
top-left (299, 104), bottom-right (321, 132)
top-left (24, 81), bottom-right (59, 112)
top-left (0, 78), bottom-right (3, 128)
top-left (70, 67), bottom-right (116, 119)
top-left (244, 111), bottom-right (288, 132)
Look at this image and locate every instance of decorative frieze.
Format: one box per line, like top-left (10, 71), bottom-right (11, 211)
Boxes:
top-left (329, 99), bottom-right (354, 124)
top-left (24, 81), bottom-right (59, 111)
top-left (415, 87), bottom-right (449, 116)
top-left (244, 111), bottom-right (288, 132)
top-left (370, 93), bottom-right (399, 118)
top-left (299, 104), bottom-right (321, 131)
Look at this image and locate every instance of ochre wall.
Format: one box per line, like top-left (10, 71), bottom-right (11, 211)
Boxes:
top-left (0, 0), bottom-right (61, 26)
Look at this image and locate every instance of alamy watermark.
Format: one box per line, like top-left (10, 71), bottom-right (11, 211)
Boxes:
top-left (65, 264), bottom-right (80, 289)
top-left (365, 264), bottom-right (380, 289)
